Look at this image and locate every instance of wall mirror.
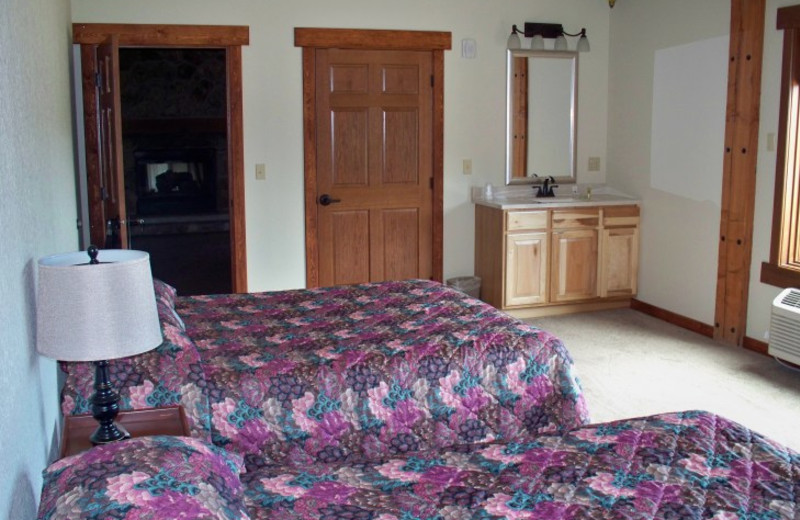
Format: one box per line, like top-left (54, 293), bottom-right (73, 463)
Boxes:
top-left (506, 49), bottom-right (577, 185)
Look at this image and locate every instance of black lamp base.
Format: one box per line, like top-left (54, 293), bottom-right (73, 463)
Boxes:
top-left (90, 360), bottom-right (130, 445)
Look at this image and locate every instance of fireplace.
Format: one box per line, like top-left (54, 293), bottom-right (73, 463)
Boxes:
top-left (133, 148), bottom-right (217, 217)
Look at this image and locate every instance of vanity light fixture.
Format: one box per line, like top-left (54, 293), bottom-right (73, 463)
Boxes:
top-left (507, 22), bottom-right (590, 52)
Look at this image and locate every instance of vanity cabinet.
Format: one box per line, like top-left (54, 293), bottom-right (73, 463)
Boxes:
top-left (505, 210), bottom-right (548, 306)
top-left (550, 209), bottom-right (600, 303)
top-left (600, 206), bottom-right (639, 298)
top-left (475, 203), bottom-right (639, 317)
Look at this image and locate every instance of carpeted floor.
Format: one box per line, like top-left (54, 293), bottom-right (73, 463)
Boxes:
top-left (527, 308), bottom-right (800, 451)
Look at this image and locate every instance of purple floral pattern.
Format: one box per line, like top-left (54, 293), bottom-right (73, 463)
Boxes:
top-left (38, 435), bottom-right (249, 520)
top-left (238, 411), bottom-right (800, 520)
top-left (176, 279), bottom-right (589, 463)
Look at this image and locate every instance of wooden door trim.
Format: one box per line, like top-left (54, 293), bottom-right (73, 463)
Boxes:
top-left (74, 23), bottom-right (249, 292)
top-left (73, 24), bottom-right (249, 46)
top-left (296, 28), bottom-right (451, 287)
top-left (713, 0), bottom-right (764, 345)
top-left (294, 28), bottom-right (451, 51)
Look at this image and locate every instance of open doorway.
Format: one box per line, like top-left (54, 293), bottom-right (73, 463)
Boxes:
top-left (73, 23), bottom-right (249, 295)
top-left (119, 48), bottom-right (230, 295)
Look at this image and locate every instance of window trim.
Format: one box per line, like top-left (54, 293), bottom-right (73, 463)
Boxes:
top-left (762, 4), bottom-right (800, 289)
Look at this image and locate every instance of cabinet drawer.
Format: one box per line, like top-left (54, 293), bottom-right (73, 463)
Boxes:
top-left (603, 205), bottom-right (640, 227)
top-left (507, 210), bottom-right (548, 231)
top-left (552, 208), bottom-right (600, 229)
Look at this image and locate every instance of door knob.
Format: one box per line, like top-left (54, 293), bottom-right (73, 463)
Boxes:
top-left (318, 194), bottom-right (341, 206)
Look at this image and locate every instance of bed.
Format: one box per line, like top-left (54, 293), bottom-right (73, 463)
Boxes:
top-left (45, 279), bottom-right (800, 520)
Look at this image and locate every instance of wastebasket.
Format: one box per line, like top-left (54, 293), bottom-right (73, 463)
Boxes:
top-left (446, 276), bottom-right (481, 299)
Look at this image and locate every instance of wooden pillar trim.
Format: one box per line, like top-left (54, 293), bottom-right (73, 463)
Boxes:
top-left (713, 0), bottom-right (765, 345)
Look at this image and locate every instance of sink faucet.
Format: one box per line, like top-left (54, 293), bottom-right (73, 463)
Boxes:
top-left (534, 176), bottom-right (558, 198)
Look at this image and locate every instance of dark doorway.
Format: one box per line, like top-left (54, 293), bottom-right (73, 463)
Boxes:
top-left (119, 48), bottom-right (231, 295)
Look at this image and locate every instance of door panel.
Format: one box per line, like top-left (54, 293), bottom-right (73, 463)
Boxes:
top-left (316, 48), bottom-right (433, 286)
top-left (332, 109), bottom-right (369, 185)
top-left (380, 208), bottom-right (420, 280)
top-left (97, 35), bottom-right (127, 248)
top-left (329, 210), bottom-right (370, 285)
top-left (383, 108), bottom-right (419, 184)
top-left (505, 232), bottom-right (548, 307)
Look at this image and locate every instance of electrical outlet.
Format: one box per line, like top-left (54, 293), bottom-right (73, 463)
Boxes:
top-left (255, 163), bottom-right (266, 180)
top-left (462, 159), bottom-right (473, 175)
top-left (571, 185), bottom-right (579, 195)
top-left (588, 157), bottom-right (601, 172)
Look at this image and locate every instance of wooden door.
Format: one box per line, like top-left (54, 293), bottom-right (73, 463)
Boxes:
top-left (96, 35), bottom-right (128, 248)
top-left (314, 48), bottom-right (433, 285)
top-left (505, 232), bottom-right (548, 307)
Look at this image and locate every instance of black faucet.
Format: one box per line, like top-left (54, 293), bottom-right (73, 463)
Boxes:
top-left (534, 176), bottom-right (558, 198)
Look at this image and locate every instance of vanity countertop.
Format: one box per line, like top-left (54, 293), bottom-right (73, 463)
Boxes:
top-left (473, 185), bottom-right (640, 210)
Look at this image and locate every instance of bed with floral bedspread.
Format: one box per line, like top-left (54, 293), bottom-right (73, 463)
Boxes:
top-left (51, 279), bottom-right (800, 520)
top-left (174, 279), bottom-right (589, 465)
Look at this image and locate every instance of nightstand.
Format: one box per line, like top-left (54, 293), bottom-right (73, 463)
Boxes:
top-left (60, 406), bottom-right (190, 459)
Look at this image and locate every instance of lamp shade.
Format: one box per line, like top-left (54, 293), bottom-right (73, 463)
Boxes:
top-left (36, 249), bottom-right (162, 362)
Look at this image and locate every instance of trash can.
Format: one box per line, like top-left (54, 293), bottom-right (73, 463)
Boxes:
top-left (446, 276), bottom-right (481, 299)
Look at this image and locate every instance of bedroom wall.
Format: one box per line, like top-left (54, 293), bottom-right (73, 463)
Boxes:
top-left (70, 0), bottom-right (611, 291)
top-left (607, 1), bottom-right (731, 326)
top-left (607, 0), bottom-right (793, 341)
top-left (0, 0), bottom-right (77, 517)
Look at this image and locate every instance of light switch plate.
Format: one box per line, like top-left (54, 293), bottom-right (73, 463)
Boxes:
top-left (255, 163), bottom-right (266, 180)
top-left (588, 157), bottom-right (601, 172)
top-left (462, 159), bottom-right (473, 175)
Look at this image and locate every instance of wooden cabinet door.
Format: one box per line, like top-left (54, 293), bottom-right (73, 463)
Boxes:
top-left (601, 227), bottom-right (639, 297)
top-left (550, 229), bottom-right (598, 302)
top-left (505, 232), bottom-right (548, 307)
top-left (314, 48), bottom-right (433, 286)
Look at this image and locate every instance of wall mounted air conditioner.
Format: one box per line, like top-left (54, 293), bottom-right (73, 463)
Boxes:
top-left (768, 287), bottom-right (800, 365)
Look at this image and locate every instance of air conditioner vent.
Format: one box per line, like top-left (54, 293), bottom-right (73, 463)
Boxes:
top-left (769, 288), bottom-right (800, 365)
top-left (781, 289), bottom-right (800, 309)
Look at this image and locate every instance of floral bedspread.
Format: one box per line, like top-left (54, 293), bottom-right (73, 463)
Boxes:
top-left (240, 410), bottom-right (800, 520)
top-left (177, 279), bottom-right (590, 465)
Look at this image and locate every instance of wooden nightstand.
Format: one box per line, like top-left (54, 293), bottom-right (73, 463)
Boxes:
top-left (60, 406), bottom-right (190, 459)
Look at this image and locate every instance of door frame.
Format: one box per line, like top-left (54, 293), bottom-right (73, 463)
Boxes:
top-left (295, 28), bottom-right (451, 287)
top-left (73, 23), bottom-right (249, 292)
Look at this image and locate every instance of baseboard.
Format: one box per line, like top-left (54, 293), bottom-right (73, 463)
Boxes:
top-left (630, 298), bottom-right (714, 338)
top-left (630, 298), bottom-right (769, 357)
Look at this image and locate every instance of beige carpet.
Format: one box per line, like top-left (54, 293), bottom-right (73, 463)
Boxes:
top-left (527, 308), bottom-right (800, 452)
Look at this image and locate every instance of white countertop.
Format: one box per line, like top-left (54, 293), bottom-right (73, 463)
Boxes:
top-left (472, 185), bottom-right (640, 210)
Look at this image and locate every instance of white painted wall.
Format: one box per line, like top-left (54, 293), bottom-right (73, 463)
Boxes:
top-left (607, 0), bottom-right (731, 326)
top-left (607, 0), bottom-right (795, 341)
top-left (0, 0), bottom-right (77, 516)
top-left (70, 0), bottom-right (611, 290)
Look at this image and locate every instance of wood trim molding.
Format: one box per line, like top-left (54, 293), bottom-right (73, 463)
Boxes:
top-left (226, 45), bottom-right (247, 292)
top-left (431, 50), bottom-right (445, 282)
top-left (631, 299), bottom-right (714, 338)
top-left (301, 47), bottom-right (319, 288)
top-left (296, 28), bottom-right (451, 287)
top-left (294, 28), bottom-right (451, 50)
top-left (73, 24), bottom-right (249, 46)
top-left (713, 0), bottom-right (765, 345)
top-left (632, 298), bottom-right (769, 357)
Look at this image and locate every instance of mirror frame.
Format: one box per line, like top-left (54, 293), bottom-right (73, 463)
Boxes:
top-left (505, 49), bottom-right (578, 185)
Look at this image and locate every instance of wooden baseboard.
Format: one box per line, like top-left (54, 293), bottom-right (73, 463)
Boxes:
top-left (631, 298), bottom-right (768, 357)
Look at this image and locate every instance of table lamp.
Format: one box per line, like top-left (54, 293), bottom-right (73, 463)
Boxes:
top-left (36, 246), bottom-right (163, 445)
